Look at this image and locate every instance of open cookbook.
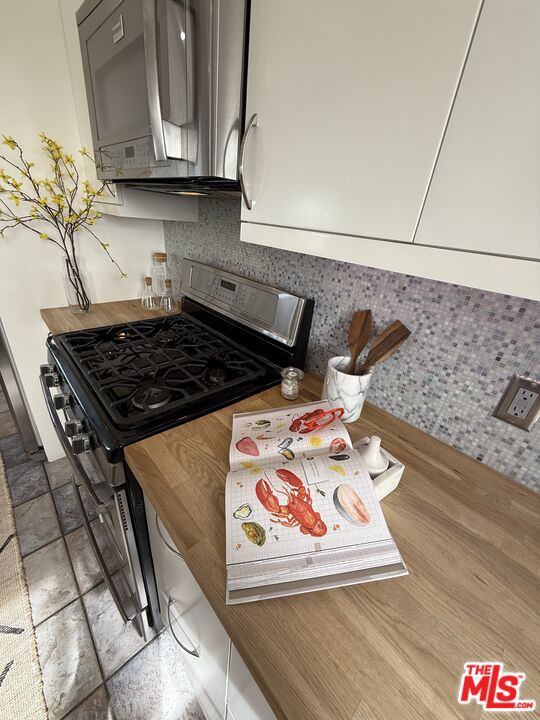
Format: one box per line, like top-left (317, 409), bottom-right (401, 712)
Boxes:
top-left (225, 400), bottom-right (407, 604)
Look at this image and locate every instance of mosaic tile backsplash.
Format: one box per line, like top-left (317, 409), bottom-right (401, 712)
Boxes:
top-left (165, 198), bottom-right (540, 491)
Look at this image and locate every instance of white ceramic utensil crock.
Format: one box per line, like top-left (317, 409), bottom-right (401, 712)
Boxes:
top-left (321, 356), bottom-right (373, 423)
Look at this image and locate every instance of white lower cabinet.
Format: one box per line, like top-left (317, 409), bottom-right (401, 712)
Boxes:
top-left (226, 645), bottom-right (276, 720)
top-left (160, 589), bottom-right (230, 720)
top-left (146, 499), bottom-right (202, 609)
top-left (145, 497), bottom-right (229, 719)
top-left (145, 497), bottom-right (276, 720)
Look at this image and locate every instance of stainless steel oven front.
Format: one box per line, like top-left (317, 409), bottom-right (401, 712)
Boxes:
top-left (40, 364), bottom-right (152, 639)
top-left (76, 0), bottom-right (248, 184)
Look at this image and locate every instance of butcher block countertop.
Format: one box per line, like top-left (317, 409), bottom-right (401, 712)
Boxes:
top-left (125, 374), bottom-right (540, 720)
top-left (40, 298), bottom-right (169, 334)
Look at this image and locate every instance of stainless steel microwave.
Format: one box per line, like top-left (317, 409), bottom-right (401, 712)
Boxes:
top-left (76, 0), bottom-right (248, 193)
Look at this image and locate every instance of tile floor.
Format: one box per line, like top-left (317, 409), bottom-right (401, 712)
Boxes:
top-left (0, 389), bottom-right (203, 720)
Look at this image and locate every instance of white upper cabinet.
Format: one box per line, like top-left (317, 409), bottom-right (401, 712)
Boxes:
top-left (414, 0), bottom-right (540, 259)
top-left (241, 0), bottom-right (482, 242)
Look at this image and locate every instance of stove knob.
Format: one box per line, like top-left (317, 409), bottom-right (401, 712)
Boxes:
top-left (53, 393), bottom-right (70, 410)
top-left (72, 433), bottom-right (91, 454)
top-left (44, 372), bottom-right (60, 388)
top-left (40, 363), bottom-right (53, 376)
top-left (65, 419), bottom-right (83, 437)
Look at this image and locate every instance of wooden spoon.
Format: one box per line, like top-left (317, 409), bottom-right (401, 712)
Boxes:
top-left (356, 320), bottom-right (411, 375)
top-left (347, 309), bottom-right (372, 374)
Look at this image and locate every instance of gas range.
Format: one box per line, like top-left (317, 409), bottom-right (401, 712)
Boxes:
top-left (45, 262), bottom-right (313, 462)
top-left (40, 260), bottom-right (313, 639)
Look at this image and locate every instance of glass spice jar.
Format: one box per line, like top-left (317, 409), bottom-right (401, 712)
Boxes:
top-left (281, 367), bottom-right (304, 400)
top-left (151, 252), bottom-right (169, 298)
top-left (141, 276), bottom-right (158, 310)
top-left (160, 278), bottom-right (178, 313)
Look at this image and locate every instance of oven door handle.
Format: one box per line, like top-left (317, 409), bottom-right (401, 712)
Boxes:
top-left (40, 374), bottom-right (107, 515)
top-left (72, 475), bottom-right (139, 623)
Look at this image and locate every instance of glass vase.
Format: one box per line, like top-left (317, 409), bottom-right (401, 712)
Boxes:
top-left (62, 258), bottom-right (91, 314)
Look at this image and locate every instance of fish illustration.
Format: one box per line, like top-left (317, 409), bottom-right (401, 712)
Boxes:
top-left (236, 436), bottom-right (259, 456)
top-left (333, 485), bottom-right (370, 526)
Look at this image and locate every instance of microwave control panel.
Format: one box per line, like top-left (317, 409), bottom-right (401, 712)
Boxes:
top-left (98, 135), bottom-right (166, 172)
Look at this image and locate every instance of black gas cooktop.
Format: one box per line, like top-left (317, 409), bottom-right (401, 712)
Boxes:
top-left (55, 313), bottom-right (272, 430)
top-left (46, 280), bottom-right (312, 462)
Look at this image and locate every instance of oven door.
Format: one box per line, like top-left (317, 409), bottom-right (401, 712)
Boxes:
top-left (71, 475), bottom-right (148, 634)
top-left (40, 372), bottom-right (150, 638)
top-left (78, 0), bottom-right (193, 179)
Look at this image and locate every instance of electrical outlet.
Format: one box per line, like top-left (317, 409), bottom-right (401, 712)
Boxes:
top-left (494, 375), bottom-right (540, 431)
top-left (508, 387), bottom-right (537, 418)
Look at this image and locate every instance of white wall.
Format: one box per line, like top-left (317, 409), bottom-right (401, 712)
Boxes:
top-left (0, 1), bottom-right (165, 459)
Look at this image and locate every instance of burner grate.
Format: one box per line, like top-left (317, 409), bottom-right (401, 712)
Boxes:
top-left (59, 314), bottom-right (271, 428)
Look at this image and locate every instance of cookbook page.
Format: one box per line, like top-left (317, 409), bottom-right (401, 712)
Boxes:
top-left (229, 400), bottom-right (352, 472)
top-left (225, 448), bottom-right (393, 568)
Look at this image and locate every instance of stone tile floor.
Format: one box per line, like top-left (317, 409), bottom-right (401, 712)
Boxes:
top-left (0, 390), bottom-right (203, 720)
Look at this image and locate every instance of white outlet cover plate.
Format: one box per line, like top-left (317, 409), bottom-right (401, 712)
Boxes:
top-left (494, 375), bottom-right (540, 431)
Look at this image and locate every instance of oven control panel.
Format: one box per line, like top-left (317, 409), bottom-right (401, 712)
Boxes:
top-left (40, 363), bottom-right (92, 456)
top-left (180, 260), bottom-right (307, 347)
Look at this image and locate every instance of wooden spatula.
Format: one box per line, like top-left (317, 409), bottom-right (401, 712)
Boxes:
top-left (347, 309), bottom-right (372, 374)
top-left (356, 320), bottom-right (411, 375)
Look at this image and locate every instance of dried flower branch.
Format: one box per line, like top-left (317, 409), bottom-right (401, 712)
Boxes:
top-left (0, 133), bottom-right (127, 311)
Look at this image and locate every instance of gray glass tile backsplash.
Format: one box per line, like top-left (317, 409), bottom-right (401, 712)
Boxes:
top-left (165, 197), bottom-right (540, 491)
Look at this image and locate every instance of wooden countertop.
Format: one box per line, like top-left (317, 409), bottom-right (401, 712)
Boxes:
top-left (125, 374), bottom-right (540, 720)
top-left (40, 299), bottom-right (169, 334)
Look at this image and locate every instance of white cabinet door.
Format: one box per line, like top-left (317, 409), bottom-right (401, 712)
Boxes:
top-left (145, 498), bottom-right (229, 720)
top-left (226, 645), bottom-right (276, 720)
top-left (241, 0), bottom-right (481, 242)
top-left (163, 589), bottom-right (230, 720)
top-left (415, 0), bottom-right (540, 259)
top-left (145, 496), bottom-right (202, 609)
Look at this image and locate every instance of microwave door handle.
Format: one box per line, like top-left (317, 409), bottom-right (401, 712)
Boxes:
top-left (142, 0), bottom-right (167, 162)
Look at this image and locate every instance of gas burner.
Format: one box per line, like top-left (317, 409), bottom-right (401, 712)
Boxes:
top-left (203, 357), bottom-right (227, 387)
top-left (154, 329), bottom-right (180, 348)
top-left (132, 385), bottom-right (172, 411)
top-left (114, 328), bottom-right (139, 343)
